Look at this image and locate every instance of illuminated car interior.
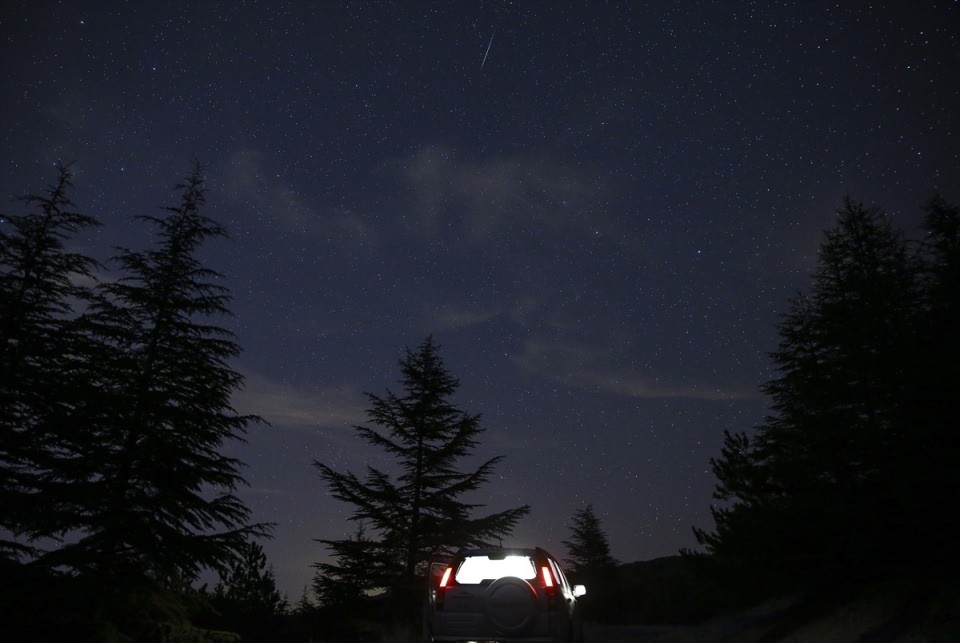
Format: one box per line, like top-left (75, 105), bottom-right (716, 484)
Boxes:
top-left (454, 554), bottom-right (538, 584)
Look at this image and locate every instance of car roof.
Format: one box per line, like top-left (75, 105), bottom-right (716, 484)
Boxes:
top-left (454, 546), bottom-right (555, 560)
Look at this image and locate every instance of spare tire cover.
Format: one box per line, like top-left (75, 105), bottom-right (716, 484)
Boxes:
top-left (483, 576), bottom-right (538, 634)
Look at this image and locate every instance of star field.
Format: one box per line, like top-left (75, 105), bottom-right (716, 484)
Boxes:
top-left (2, 0), bottom-right (957, 598)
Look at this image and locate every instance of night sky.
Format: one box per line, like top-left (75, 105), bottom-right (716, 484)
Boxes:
top-left (2, 1), bottom-right (958, 599)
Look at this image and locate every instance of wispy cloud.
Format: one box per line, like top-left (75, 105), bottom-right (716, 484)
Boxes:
top-left (514, 336), bottom-right (757, 401)
top-left (428, 295), bottom-right (548, 331)
top-left (233, 371), bottom-right (366, 431)
top-left (220, 148), bottom-right (374, 244)
top-left (431, 305), bottom-right (500, 330)
top-left (396, 144), bottom-right (607, 244)
top-left (573, 370), bottom-right (756, 401)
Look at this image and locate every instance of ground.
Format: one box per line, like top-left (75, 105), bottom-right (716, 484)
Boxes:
top-left (583, 581), bottom-right (960, 642)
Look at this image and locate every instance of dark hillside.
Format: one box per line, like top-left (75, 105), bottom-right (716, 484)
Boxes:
top-left (587, 568), bottom-right (959, 642)
top-left (609, 556), bottom-right (719, 625)
top-left (694, 578), bottom-right (960, 642)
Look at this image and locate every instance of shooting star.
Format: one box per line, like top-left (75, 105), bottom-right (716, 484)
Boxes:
top-left (480, 32), bottom-right (494, 71)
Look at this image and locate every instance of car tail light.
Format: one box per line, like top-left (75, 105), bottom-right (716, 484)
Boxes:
top-left (540, 564), bottom-right (559, 607)
top-left (439, 567), bottom-right (453, 588)
top-left (436, 566), bottom-right (453, 610)
top-left (541, 565), bottom-right (554, 588)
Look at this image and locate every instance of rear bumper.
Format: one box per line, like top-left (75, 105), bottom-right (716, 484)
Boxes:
top-left (429, 613), bottom-right (568, 643)
top-left (431, 637), bottom-right (560, 643)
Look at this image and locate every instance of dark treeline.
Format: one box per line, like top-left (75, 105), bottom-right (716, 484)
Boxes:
top-left (303, 194), bottom-right (960, 639)
top-left (309, 336), bottom-right (531, 642)
top-left (688, 196), bottom-right (960, 605)
top-left (1, 164), bottom-right (271, 642)
top-left (562, 504), bottom-right (619, 623)
top-left (4, 162), bottom-right (957, 641)
top-left (0, 166), bottom-right (532, 642)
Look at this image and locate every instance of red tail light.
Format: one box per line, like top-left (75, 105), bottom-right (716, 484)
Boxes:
top-left (436, 566), bottom-right (453, 611)
top-left (540, 564), bottom-right (558, 607)
top-left (439, 566), bottom-right (453, 588)
top-left (541, 565), bottom-right (554, 588)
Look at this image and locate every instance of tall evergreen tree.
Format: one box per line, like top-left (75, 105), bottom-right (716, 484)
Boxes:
top-left (312, 523), bottom-right (387, 609)
top-left (694, 198), bottom-right (927, 593)
top-left (563, 505), bottom-right (618, 622)
top-left (204, 540), bottom-right (286, 642)
top-left (0, 165), bottom-right (101, 559)
top-left (314, 337), bottom-right (530, 602)
top-left (563, 504), bottom-right (617, 576)
top-left (49, 161), bottom-right (268, 589)
top-left (897, 195), bottom-right (960, 565)
top-left (212, 541), bottom-right (286, 615)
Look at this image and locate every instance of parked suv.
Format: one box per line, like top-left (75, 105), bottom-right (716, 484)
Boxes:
top-left (424, 547), bottom-right (586, 643)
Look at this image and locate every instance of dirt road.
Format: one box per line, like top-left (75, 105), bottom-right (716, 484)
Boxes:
top-left (583, 622), bottom-right (702, 643)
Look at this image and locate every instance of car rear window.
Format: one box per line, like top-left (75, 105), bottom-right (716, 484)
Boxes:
top-left (455, 555), bottom-right (537, 584)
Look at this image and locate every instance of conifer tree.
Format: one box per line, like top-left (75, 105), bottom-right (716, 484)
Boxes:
top-left (312, 523), bottom-right (385, 609)
top-left (563, 504), bottom-right (617, 576)
top-left (760, 198), bottom-right (916, 579)
top-left (896, 195), bottom-right (960, 565)
top-left (52, 161), bottom-right (268, 588)
top-left (0, 165), bottom-right (101, 559)
top-left (314, 337), bottom-right (530, 601)
top-left (1, 163), bottom-right (269, 640)
top-left (206, 540), bottom-right (286, 641)
top-left (693, 197), bottom-right (956, 594)
top-left (213, 541), bottom-right (286, 615)
top-left (563, 504), bottom-right (618, 622)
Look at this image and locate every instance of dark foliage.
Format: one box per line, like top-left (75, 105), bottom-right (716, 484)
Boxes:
top-left (0, 164), bottom-right (267, 640)
top-left (615, 556), bottom-right (719, 625)
top-left (563, 505), bottom-right (619, 622)
top-left (198, 540), bottom-right (288, 642)
top-left (692, 196), bottom-right (960, 602)
top-left (563, 504), bottom-right (618, 575)
top-left (50, 161), bottom-right (269, 586)
top-left (313, 336), bottom-right (530, 630)
top-left (0, 165), bottom-right (102, 559)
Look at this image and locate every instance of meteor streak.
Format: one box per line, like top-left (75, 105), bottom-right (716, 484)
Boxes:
top-left (480, 32), bottom-right (494, 71)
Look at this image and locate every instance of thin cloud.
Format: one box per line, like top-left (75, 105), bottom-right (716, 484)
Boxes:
top-left (396, 144), bottom-right (605, 244)
top-left (427, 295), bottom-right (549, 331)
top-left (220, 148), bottom-right (374, 244)
top-left (431, 305), bottom-right (500, 330)
top-left (574, 371), bottom-right (757, 401)
top-left (514, 336), bottom-right (757, 401)
top-left (233, 372), bottom-right (366, 431)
